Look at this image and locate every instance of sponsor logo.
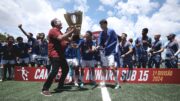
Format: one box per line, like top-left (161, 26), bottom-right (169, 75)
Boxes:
top-left (17, 67), bottom-right (29, 80)
top-left (34, 68), bottom-right (48, 80)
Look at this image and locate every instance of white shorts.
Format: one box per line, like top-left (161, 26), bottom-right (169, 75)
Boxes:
top-left (35, 55), bottom-right (49, 66)
top-left (81, 60), bottom-right (95, 68)
top-left (41, 56), bottom-right (50, 65)
top-left (1, 59), bottom-right (16, 65)
top-left (19, 57), bottom-right (30, 64)
top-left (30, 54), bottom-right (38, 62)
top-left (93, 60), bottom-right (98, 65)
top-left (66, 58), bottom-right (79, 67)
top-left (101, 54), bottom-right (115, 67)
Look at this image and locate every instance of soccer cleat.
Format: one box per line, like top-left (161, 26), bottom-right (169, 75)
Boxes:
top-left (79, 82), bottom-right (84, 88)
top-left (100, 82), bottom-right (105, 86)
top-left (92, 81), bottom-right (98, 88)
top-left (41, 90), bottom-right (52, 96)
top-left (92, 81), bottom-right (97, 86)
top-left (74, 82), bottom-right (79, 87)
top-left (98, 82), bottom-right (106, 88)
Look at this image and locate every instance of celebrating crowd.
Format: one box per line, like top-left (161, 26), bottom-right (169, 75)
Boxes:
top-left (0, 18), bottom-right (179, 96)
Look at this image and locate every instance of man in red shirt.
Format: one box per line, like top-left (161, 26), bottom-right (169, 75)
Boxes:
top-left (41, 18), bottom-right (75, 96)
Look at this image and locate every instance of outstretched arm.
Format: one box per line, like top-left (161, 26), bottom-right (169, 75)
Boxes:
top-left (18, 24), bottom-right (30, 38)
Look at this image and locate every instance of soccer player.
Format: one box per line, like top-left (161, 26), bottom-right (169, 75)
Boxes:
top-left (18, 24), bottom-right (37, 67)
top-left (1, 36), bottom-right (17, 80)
top-left (97, 19), bottom-right (120, 89)
top-left (135, 28), bottom-right (152, 68)
top-left (78, 31), bottom-right (97, 87)
top-left (164, 33), bottom-right (179, 68)
top-left (34, 33), bottom-right (49, 68)
top-left (148, 34), bottom-right (164, 68)
top-left (15, 37), bottom-right (30, 67)
top-left (41, 18), bottom-right (75, 96)
top-left (116, 33), bottom-right (133, 68)
top-left (65, 33), bottom-right (81, 86)
top-left (92, 36), bottom-right (101, 68)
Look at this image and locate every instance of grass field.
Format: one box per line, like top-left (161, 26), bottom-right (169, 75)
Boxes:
top-left (0, 81), bottom-right (180, 101)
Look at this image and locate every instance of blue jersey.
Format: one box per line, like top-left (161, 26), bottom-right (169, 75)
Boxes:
top-left (28, 37), bottom-right (37, 54)
top-left (65, 40), bottom-right (81, 59)
top-left (15, 43), bottom-right (30, 58)
top-left (28, 37), bottom-right (36, 47)
top-left (79, 39), bottom-right (95, 60)
top-left (98, 28), bottom-right (118, 56)
top-left (35, 40), bottom-right (48, 56)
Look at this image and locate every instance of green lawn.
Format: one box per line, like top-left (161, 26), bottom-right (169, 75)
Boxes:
top-left (0, 81), bottom-right (180, 101)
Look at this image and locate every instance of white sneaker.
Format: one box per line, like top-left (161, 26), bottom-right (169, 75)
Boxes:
top-left (100, 82), bottom-right (105, 86)
top-left (74, 82), bottom-right (79, 87)
top-left (114, 84), bottom-right (121, 89)
top-left (98, 82), bottom-right (106, 88)
top-left (67, 77), bottom-right (72, 83)
top-left (0, 79), bottom-right (2, 82)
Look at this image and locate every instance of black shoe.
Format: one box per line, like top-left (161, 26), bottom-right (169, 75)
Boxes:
top-left (79, 82), bottom-right (84, 88)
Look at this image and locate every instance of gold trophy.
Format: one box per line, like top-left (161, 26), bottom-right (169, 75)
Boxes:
top-left (64, 11), bottom-right (83, 34)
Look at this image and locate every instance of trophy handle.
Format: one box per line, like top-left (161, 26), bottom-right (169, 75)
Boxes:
top-left (64, 11), bottom-right (83, 34)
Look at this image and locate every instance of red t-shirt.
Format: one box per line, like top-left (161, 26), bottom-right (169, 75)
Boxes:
top-left (48, 27), bottom-right (68, 58)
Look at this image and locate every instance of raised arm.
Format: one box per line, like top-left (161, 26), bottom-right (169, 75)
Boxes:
top-left (18, 24), bottom-right (30, 38)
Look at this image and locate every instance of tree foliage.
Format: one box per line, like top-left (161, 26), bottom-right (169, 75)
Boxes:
top-left (0, 32), bottom-right (8, 42)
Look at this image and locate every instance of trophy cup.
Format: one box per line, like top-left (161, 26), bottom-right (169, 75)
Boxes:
top-left (64, 11), bottom-right (83, 34)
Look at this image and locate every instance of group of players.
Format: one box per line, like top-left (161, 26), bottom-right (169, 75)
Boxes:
top-left (0, 19), bottom-right (179, 91)
top-left (64, 19), bottom-right (179, 90)
top-left (0, 24), bottom-right (49, 81)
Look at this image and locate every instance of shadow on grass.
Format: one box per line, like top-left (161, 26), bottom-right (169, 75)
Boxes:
top-left (51, 85), bottom-right (89, 94)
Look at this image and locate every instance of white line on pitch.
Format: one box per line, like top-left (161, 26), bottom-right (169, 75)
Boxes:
top-left (101, 86), bottom-right (111, 101)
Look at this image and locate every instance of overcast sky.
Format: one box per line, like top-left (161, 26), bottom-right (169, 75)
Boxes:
top-left (0, 0), bottom-right (179, 42)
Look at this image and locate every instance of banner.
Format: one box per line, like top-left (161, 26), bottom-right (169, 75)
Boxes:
top-left (14, 67), bottom-right (180, 84)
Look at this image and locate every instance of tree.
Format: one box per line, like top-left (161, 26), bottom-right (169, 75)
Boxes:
top-left (0, 32), bottom-right (8, 42)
